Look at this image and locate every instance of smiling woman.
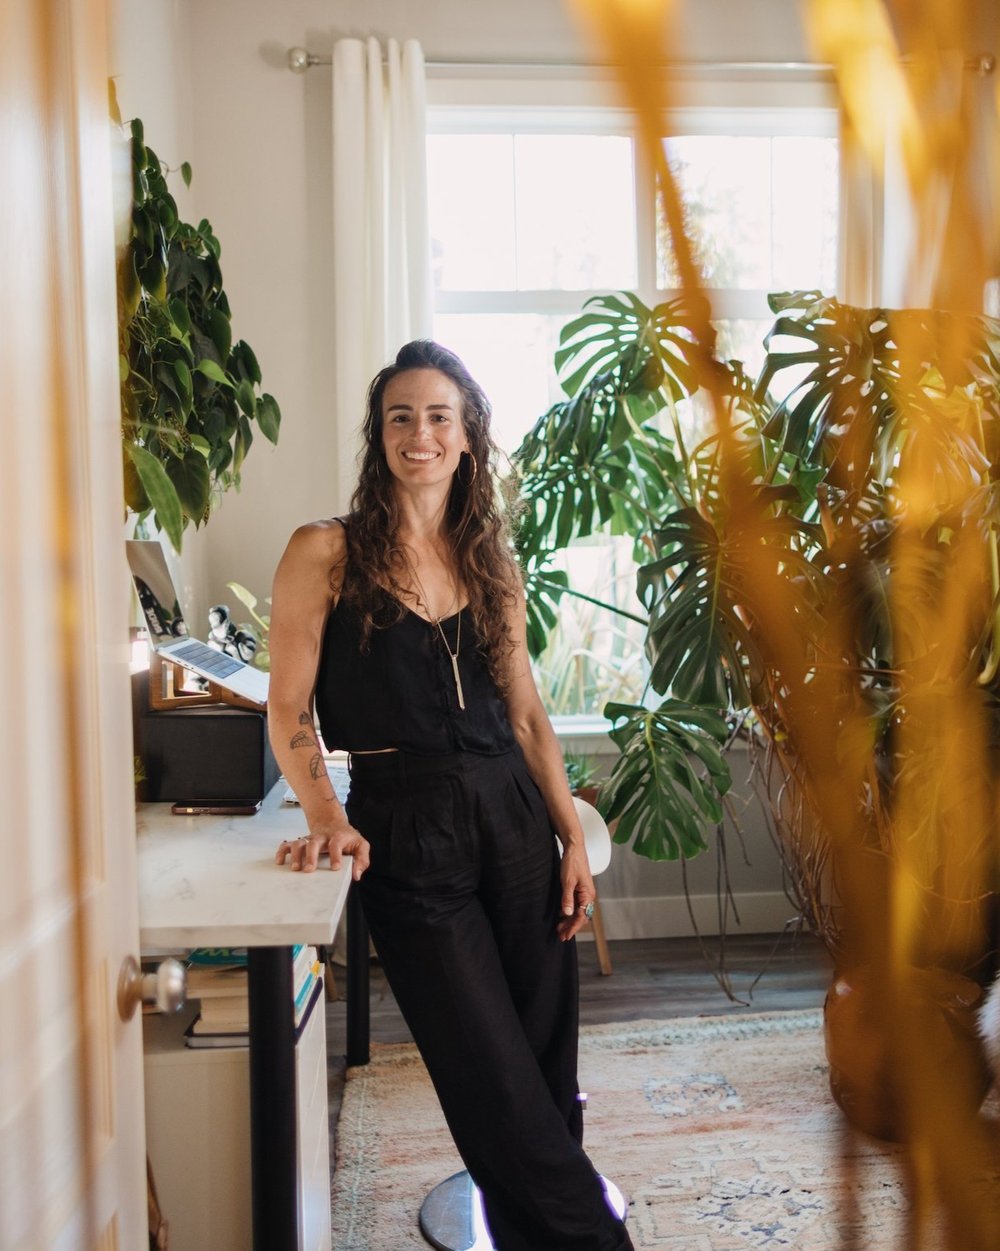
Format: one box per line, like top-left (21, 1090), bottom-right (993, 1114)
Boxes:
top-left (381, 368), bottom-right (471, 488)
top-left (265, 339), bottom-right (634, 1250)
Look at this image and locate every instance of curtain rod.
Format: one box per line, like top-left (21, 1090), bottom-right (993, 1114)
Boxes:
top-left (286, 46), bottom-right (996, 77)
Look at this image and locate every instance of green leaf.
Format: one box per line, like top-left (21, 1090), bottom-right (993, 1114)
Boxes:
top-left (122, 451), bottom-right (149, 513)
top-left (599, 700), bottom-right (732, 861)
top-left (522, 565), bottom-right (568, 657)
top-left (125, 442), bottom-right (183, 551)
top-left (208, 307), bottom-right (232, 361)
top-left (235, 340), bottom-right (262, 385)
top-left (166, 449), bottom-right (211, 522)
top-left (227, 581), bottom-right (258, 612)
top-left (236, 379), bottom-right (256, 418)
top-left (168, 297), bottom-right (191, 336)
top-left (172, 359), bottom-right (193, 410)
top-left (233, 414), bottom-right (253, 474)
top-left (180, 161), bottom-right (192, 188)
top-left (194, 358), bottom-right (233, 388)
top-left (256, 393), bottom-right (281, 443)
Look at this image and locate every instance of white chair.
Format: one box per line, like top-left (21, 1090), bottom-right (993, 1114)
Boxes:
top-left (418, 797), bottom-right (625, 1251)
top-left (567, 796), bottom-right (613, 975)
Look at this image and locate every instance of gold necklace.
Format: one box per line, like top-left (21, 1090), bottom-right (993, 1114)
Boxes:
top-left (401, 550), bottom-right (466, 712)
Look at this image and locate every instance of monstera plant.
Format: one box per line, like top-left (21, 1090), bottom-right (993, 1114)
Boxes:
top-left (515, 290), bottom-right (1000, 969)
top-left (118, 114), bottom-right (280, 551)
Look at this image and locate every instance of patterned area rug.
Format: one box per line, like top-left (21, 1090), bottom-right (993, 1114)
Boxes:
top-left (330, 1010), bottom-right (997, 1250)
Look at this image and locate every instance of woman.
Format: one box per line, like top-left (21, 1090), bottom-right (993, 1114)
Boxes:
top-left (269, 340), bottom-right (633, 1251)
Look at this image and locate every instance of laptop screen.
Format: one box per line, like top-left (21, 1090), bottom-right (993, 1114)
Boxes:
top-left (126, 540), bottom-right (189, 645)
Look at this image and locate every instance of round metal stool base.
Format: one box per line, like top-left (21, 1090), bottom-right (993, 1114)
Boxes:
top-left (418, 1170), bottom-right (627, 1251)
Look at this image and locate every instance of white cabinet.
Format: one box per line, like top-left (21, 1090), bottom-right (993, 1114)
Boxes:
top-left (144, 988), bottom-right (331, 1251)
top-left (296, 993), bottom-right (333, 1251)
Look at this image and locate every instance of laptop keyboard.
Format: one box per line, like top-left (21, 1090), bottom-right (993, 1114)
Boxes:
top-left (171, 640), bottom-right (244, 677)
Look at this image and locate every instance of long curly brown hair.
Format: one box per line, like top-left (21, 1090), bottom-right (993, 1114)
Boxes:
top-left (336, 340), bottom-right (521, 690)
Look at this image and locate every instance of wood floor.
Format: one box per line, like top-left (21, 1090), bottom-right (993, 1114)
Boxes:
top-left (323, 931), bottom-right (833, 1132)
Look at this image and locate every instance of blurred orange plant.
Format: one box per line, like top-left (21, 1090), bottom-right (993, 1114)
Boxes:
top-left (565, 0), bottom-right (1000, 1244)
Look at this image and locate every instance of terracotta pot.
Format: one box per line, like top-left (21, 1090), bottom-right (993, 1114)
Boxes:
top-left (823, 965), bottom-right (991, 1142)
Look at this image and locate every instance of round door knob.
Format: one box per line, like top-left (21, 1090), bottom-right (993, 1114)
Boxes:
top-left (117, 955), bottom-right (186, 1022)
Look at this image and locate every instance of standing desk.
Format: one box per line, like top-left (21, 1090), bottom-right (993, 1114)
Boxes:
top-left (136, 781), bottom-right (371, 1251)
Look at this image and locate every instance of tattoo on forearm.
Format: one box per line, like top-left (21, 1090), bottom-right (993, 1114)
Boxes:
top-left (289, 709), bottom-right (326, 783)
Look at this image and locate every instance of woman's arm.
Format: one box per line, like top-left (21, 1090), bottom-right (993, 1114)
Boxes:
top-left (268, 520), bottom-right (369, 878)
top-left (502, 587), bottom-right (595, 941)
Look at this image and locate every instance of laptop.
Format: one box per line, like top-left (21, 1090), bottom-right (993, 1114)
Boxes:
top-left (126, 540), bottom-right (270, 706)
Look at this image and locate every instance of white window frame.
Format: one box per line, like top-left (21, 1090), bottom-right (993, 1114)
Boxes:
top-left (426, 72), bottom-right (843, 725)
top-left (427, 71), bottom-right (842, 324)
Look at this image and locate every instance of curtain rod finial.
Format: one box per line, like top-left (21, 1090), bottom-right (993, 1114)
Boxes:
top-left (288, 46), bottom-right (311, 74)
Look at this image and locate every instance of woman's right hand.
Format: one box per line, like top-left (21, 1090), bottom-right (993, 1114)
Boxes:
top-left (275, 825), bottom-right (371, 879)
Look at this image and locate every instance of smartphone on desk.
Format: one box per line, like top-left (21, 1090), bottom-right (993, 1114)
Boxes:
top-left (171, 800), bottom-right (262, 816)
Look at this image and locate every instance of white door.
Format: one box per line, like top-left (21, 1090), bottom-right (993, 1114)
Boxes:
top-left (0, 1), bottom-right (147, 1248)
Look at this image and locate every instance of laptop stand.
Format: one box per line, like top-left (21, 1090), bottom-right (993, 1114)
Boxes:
top-left (149, 651), bottom-right (266, 712)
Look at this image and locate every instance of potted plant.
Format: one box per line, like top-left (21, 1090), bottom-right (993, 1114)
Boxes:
top-left (514, 289), bottom-right (1000, 1135)
top-left (225, 581), bottom-right (272, 671)
top-left (117, 105), bottom-right (281, 552)
top-left (564, 751), bottom-right (600, 805)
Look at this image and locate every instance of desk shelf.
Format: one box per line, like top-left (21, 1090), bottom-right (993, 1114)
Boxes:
top-left (144, 1004), bottom-right (252, 1251)
top-left (144, 985), bottom-right (331, 1251)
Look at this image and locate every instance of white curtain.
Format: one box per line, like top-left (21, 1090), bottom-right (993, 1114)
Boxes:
top-left (840, 53), bottom-right (998, 312)
top-left (331, 36), bottom-right (432, 511)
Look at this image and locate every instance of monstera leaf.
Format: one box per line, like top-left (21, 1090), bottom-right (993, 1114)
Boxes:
top-left (521, 563), bottom-right (569, 658)
top-left (555, 290), bottom-right (706, 401)
top-left (757, 293), bottom-right (1000, 495)
top-left (513, 291), bottom-right (706, 573)
top-left (639, 497), bottom-right (825, 709)
top-left (600, 700), bottom-right (732, 860)
top-left (516, 425), bottom-right (683, 570)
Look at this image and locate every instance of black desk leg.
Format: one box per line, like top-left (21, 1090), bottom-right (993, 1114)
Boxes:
top-left (248, 946), bottom-right (298, 1251)
top-left (346, 882), bottom-right (370, 1066)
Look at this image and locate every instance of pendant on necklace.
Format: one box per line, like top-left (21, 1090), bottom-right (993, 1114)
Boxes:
top-left (432, 612), bottom-right (465, 712)
top-left (449, 652), bottom-right (466, 711)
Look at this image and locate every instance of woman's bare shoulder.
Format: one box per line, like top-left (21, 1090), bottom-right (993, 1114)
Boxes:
top-left (282, 517), bottom-right (348, 567)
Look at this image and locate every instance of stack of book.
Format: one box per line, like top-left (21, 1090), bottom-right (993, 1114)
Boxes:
top-left (182, 945), bottom-right (321, 1048)
top-left (184, 949), bottom-right (249, 1049)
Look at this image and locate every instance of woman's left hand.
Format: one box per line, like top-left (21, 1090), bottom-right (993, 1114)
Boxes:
top-left (557, 843), bottom-right (597, 941)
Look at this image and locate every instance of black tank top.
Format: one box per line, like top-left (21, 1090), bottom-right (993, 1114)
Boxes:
top-left (315, 589), bottom-right (517, 755)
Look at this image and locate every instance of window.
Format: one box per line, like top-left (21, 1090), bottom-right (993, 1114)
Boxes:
top-left (426, 81), bottom-right (840, 715)
top-left (426, 119), bottom-right (638, 453)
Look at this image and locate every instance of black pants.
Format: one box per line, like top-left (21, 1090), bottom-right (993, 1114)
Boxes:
top-left (346, 748), bottom-right (632, 1251)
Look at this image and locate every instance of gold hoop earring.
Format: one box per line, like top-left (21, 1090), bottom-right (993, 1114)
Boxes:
top-left (460, 451), bottom-right (478, 486)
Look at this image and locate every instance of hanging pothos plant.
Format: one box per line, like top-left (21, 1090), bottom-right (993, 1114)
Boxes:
top-left (118, 115), bottom-right (280, 551)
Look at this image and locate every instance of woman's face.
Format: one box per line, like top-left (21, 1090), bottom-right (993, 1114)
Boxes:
top-left (380, 368), bottom-right (469, 488)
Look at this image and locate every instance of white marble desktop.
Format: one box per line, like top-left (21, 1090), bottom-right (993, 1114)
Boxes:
top-left (136, 781), bottom-right (354, 949)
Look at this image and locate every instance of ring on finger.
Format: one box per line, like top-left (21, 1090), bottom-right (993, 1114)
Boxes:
top-left (582, 901), bottom-right (595, 920)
